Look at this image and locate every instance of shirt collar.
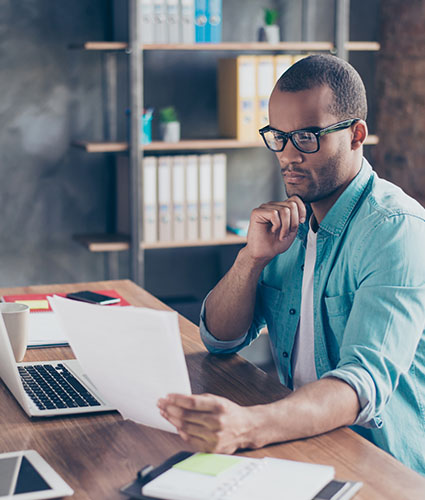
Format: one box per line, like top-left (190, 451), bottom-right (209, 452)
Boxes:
top-left (319, 158), bottom-right (373, 236)
top-left (297, 158), bottom-right (373, 240)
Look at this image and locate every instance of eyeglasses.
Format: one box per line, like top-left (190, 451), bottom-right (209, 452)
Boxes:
top-left (259, 118), bottom-right (360, 154)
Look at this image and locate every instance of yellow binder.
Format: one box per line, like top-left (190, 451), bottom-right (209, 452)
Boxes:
top-left (218, 55), bottom-right (257, 141)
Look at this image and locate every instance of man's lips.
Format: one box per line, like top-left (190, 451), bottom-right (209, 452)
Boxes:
top-left (282, 171), bottom-right (307, 183)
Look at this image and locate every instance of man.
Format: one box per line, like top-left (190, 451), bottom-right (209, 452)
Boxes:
top-left (158, 55), bottom-right (425, 476)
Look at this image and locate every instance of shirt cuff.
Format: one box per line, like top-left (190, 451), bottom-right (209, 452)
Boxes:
top-left (321, 364), bottom-right (383, 429)
top-left (199, 293), bottom-right (249, 354)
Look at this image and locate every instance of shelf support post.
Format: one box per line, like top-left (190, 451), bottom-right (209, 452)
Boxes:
top-left (128, 0), bottom-right (145, 286)
top-left (334, 0), bottom-right (350, 60)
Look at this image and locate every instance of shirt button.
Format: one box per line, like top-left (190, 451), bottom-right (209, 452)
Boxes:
top-left (289, 308), bottom-right (296, 315)
top-left (282, 351), bottom-right (289, 358)
top-left (301, 264), bottom-right (304, 271)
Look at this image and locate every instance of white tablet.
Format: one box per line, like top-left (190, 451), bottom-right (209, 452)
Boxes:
top-left (0, 450), bottom-right (73, 499)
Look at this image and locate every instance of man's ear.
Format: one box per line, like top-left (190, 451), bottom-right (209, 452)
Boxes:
top-left (351, 120), bottom-right (368, 150)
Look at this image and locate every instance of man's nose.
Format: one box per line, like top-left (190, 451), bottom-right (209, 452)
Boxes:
top-left (275, 139), bottom-right (303, 166)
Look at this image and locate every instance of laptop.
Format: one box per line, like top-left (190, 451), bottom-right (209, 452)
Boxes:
top-left (0, 314), bottom-right (115, 417)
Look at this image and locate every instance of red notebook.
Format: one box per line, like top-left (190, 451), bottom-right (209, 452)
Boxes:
top-left (1, 290), bottom-right (130, 348)
top-left (1, 290), bottom-right (130, 312)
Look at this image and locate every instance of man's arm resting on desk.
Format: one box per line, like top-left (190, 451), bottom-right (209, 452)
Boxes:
top-left (157, 377), bottom-right (360, 454)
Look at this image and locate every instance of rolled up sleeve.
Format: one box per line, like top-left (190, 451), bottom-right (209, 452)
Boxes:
top-left (321, 214), bottom-right (425, 428)
top-left (199, 288), bottom-right (266, 355)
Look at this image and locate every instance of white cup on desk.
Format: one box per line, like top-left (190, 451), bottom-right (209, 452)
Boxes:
top-left (0, 302), bottom-right (29, 362)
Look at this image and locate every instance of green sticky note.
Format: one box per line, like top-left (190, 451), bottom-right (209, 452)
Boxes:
top-left (173, 453), bottom-right (242, 476)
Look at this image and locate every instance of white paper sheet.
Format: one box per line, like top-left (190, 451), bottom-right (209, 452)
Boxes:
top-left (28, 312), bottom-right (68, 346)
top-left (48, 295), bottom-right (191, 433)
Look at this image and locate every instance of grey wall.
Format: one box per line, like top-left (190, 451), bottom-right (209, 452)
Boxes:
top-left (0, 0), bottom-right (114, 286)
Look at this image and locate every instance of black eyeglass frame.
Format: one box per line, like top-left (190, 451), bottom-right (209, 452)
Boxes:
top-left (259, 118), bottom-right (360, 154)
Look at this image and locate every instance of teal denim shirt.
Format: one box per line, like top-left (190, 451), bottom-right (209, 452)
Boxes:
top-left (200, 159), bottom-right (425, 476)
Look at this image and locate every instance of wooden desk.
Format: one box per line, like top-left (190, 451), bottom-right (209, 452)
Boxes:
top-left (0, 280), bottom-right (424, 499)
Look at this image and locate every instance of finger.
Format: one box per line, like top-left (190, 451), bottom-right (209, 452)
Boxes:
top-left (284, 200), bottom-right (301, 233)
top-left (286, 196), bottom-right (307, 223)
top-left (252, 207), bottom-right (282, 234)
top-left (277, 206), bottom-right (291, 239)
top-left (159, 403), bottom-right (220, 430)
top-left (159, 393), bottom-right (225, 413)
top-left (264, 197), bottom-right (307, 226)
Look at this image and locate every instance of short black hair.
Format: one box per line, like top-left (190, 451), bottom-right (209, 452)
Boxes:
top-left (277, 54), bottom-right (367, 120)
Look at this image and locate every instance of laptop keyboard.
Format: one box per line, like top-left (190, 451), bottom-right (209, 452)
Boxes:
top-left (18, 364), bottom-right (101, 411)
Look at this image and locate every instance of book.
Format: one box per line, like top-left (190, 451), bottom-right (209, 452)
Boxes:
top-left (158, 156), bottom-right (173, 241)
top-left (199, 154), bottom-right (213, 240)
top-left (185, 155), bottom-right (199, 240)
top-left (143, 156), bottom-right (158, 243)
top-left (166, 0), bottom-right (180, 43)
top-left (256, 55), bottom-right (275, 134)
top-left (205, 0), bottom-right (222, 43)
top-left (140, 452), bottom-right (335, 500)
top-left (139, 0), bottom-right (155, 45)
top-left (153, 0), bottom-right (168, 43)
top-left (194, 0), bottom-right (207, 42)
top-left (172, 156), bottom-right (186, 241)
top-left (180, 0), bottom-right (195, 44)
top-left (1, 291), bottom-right (129, 348)
top-left (212, 153), bottom-right (226, 239)
top-left (218, 56), bottom-right (257, 141)
top-left (274, 54), bottom-right (293, 80)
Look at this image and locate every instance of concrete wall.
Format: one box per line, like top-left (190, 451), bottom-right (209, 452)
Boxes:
top-left (0, 0), bottom-right (113, 286)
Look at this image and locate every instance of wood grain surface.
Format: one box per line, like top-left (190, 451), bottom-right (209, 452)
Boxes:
top-left (0, 280), bottom-right (424, 499)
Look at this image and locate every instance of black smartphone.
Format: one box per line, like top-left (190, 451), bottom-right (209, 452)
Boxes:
top-left (66, 290), bottom-right (120, 305)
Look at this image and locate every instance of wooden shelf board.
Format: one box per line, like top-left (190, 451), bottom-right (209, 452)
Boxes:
top-left (143, 42), bottom-right (334, 51)
top-left (71, 41), bottom-right (380, 53)
top-left (365, 135), bottom-right (379, 145)
top-left (142, 233), bottom-right (246, 250)
top-left (73, 233), bottom-right (245, 252)
top-left (71, 41), bottom-right (334, 52)
top-left (144, 139), bottom-right (263, 151)
top-left (73, 141), bottom-right (129, 153)
top-left (73, 234), bottom-right (130, 252)
top-left (69, 42), bottom-right (128, 51)
top-left (73, 139), bottom-right (263, 153)
top-left (345, 41), bottom-right (380, 51)
top-left (74, 136), bottom-right (379, 153)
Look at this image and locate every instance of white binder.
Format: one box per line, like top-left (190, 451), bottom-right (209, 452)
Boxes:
top-left (158, 156), bottom-right (173, 241)
top-left (166, 0), bottom-right (180, 44)
top-left (212, 154), bottom-right (226, 239)
top-left (256, 55), bottom-right (275, 132)
top-left (172, 156), bottom-right (186, 241)
top-left (139, 0), bottom-right (155, 45)
top-left (143, 156), bottom-right (158, 243)
top-left (199, 154), bottom-right (213, 240)
top-left (274, 54), bottom-right (293, 81)
top-left (180, 0), bottom-right (195, 44)
top-left (153, 0), bottom-right (168, 44)
top-left (185, 155), bottom-right (199, 241)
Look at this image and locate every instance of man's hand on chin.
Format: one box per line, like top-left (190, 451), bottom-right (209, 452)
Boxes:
top-left (157, 393), bottom-right (257, 454)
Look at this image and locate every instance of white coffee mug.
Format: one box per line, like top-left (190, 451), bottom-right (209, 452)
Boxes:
top-left (0, 303), bottom-right (29, 362)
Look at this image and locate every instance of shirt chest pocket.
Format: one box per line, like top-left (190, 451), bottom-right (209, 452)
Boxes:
top-left (258, 281), bottom-right (285, 342)
top-left (324, 292), bottom-right (354, 345)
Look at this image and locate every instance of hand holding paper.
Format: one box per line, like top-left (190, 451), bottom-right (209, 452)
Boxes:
top-left (49, 295), bottom-right (191, 433)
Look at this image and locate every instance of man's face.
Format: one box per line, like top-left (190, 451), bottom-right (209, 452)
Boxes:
top-left (268, 85), bottom-right (358, 204)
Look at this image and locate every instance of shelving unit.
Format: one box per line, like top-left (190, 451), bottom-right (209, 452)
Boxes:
top-left (71, 0), bottom-right (380, 286)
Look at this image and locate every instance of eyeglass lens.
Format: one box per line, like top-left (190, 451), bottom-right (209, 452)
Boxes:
top-left (263, 130), bottom-right (318, 153)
